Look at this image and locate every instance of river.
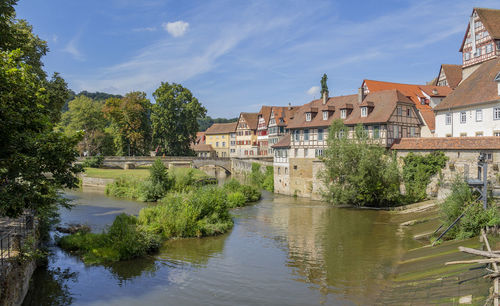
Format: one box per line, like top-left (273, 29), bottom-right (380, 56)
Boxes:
top-left (22, 188), bottom-right (423, 305)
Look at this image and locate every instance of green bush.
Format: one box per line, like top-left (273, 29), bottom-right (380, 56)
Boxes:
top-left (58, 214), bottom-right (161, 264)
top-left (105, 176), bottom-right (142, 199)
top-left (81, 156), bottom-right (104, 168)
top-left (438, 177), bottom-right (500, 240)
top-left (223, 179), bottom-right (242, 192)
top-left (402, 152), bottom-right (448, 203)
top-left (250, 163), bottom-right (265, 186)
top-left (172, 169), bottom-right (195, 192)
top-left (237, 184), bottom-right (261, 202)
top-left (138, 187), bottom-right (233, 238)
top-left (227, 192), bottom-right (247, 208)
top-left (262, 166), bottom-right (274, 192)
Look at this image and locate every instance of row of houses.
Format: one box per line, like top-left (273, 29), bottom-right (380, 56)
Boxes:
top-left (194, 7), bottom-right (500, 198)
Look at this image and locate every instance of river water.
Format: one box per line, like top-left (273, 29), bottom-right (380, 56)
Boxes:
top-left (23, 188), bottom-right (422, 306)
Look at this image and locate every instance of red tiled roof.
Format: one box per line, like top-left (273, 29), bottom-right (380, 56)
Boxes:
top-left (258, 106), bottom-right (273, 127)
top-left (435, 64), bottom-right (462, 89)
top-left (239, 113), bottom-right (259, 130)
top-left (391, 137), bottom-right (500, 150)
top-left (192, 143), bottom-right (214, 152)
top-left (434, 58), bottom-right (500, 111)
top-left (271, 134), bottom-right (291, 148)
top-left (362, 79), bottom-right (450, 131)
top-left (460, 8), bottom-right (500, 52)
top-left (286, 94), bottom-right (358, 129)
top-left (205, 122), bottom-right (237, 135)
top-left (420, 85), bottom-right (453, 97)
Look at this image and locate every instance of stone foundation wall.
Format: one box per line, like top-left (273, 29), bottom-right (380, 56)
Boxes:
top-left (231, 158), bottom-right (273, 176)
top-left (274, 163), bottom-right (291, 195)
top-left (80, 176), bottom-right (115, 188)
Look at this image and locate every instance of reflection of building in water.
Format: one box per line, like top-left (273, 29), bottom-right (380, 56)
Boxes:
top-left (262, 198), bottom-right (409, 303)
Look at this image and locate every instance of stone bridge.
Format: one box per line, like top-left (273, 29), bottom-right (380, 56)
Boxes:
top-left (78, 156), bottom-right (233, 174)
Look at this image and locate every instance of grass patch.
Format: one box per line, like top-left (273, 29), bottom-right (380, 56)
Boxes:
top-left (84, 168), bottom-right (151, 180)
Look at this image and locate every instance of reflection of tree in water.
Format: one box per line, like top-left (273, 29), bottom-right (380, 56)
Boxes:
top-left (157, 233), bottom-right (229, 267)
top-left (105, 255), bottom-right (158, 285)
top-left (268, 202), bottom-right (407, 303)
top-left (22, 266), bottom-right (77, 306)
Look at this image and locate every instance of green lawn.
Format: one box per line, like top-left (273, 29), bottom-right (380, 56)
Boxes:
top-left (83, 167), bottom-right (209, 180)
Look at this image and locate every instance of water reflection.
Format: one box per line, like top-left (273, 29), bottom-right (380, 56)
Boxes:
top-left (22, 266), bottom-right (77, 306)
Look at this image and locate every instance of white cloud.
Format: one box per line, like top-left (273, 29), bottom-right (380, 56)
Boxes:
top-left (133, 26), bottom-right (157, 32)
top-left (62, 36), bottom-right (84, 61)
top-left (307, 86), bottom-right (320, 96)
top-left (162, 21), bottom-right (189, 37)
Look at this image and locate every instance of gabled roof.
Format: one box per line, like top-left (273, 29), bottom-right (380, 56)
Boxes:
top-left (239, 112), bottom-right (259, 130)
top-left (205, 122), bottom-right (237, 135)
top-left (460, 8), bottom-right (500, 52)
top-left (271, 134), bottom-right (291, 148)
top-left (192, 143), bottom-right (214, 152)
top-left (362, 79), bottom-right (450, 131)
top-left (434, 58), bottom-right (500, 111)
top-left (420, 85), bottom-right (453, 97)
top-left (258, 106), bottom-right (273, 127)
top-left (343, 90), bottom-right (420, 125)
top-left (286, 94), bottom-right (358, 129)
top-left (435, 64), bottom-right (462, 89)
top-left (391, 137), bottom-right (500, 150)
top-left (271, 106), bottom-right (299, 126)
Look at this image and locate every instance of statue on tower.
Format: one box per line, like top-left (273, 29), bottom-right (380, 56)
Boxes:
top-left (320, 73), bottom-right (328, 95)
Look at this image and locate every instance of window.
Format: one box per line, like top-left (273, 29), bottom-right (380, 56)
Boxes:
top-left (304, 148), bottom-right (308, 157)
top-left (487, 44), bottom-right (493, 53)
top-left (475, 131), bottom-right (483, 136)
top-left (285, 167), bottom-right (288, 174)
top-left (294, 130), bottom-right (300, 141)
top-left (476, 109), bottom-right (483, 122)
top-left (494, 108), bottom-right (500, 120)
top-left (460, 132), bottom-right (467, 137)
top-left (216, 142), bottom-right (219, 147)
top-left (445, 113), bottom-right (452, 125)
top-left (407, 108), bottom-right (411, 117)
top-left (340, 109), bottom-right (347, 119)
top-left (315, 149), bottom-right (324, 157)
top-left (304, 129), bottom-right (309, 141)
top-left (465, 52), bottom-right (470, 60)
top-left (306, 112), bottom-right (311, 121)
top-left (397, 106), bottom-right (402, 116)
top-left (339, 130), bottom-right (345, 139)
top-left (460, 111), bottom-right (466, 123)
top-left (278, 167), bottom-right (280, 175)
top-left (494, 131), bottom-right (500, 136)
top-left (373, 126), bottom-right (380, 139)
top-left (410, 127), bottom-right (415, 137)
top-left (222, 142), bottom-right (226, 147)
top-left (294, 149), bottom-right (298, 157)
top-left (322, 111), bottom-right (328, 120)
top-left (318, 129), bottom-right (324, 141)
top-left (361, 107), bottom-right (367, 117)
top-left (393, 125), bottom-right (399, 139)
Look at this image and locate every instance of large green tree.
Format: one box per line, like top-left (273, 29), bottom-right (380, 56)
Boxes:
top-left (0, 50), bottom-right (81, 217)
top-left (61, 96), bottom-right (113, 156)
top-left (320, 120), bottom-right (401, 207)
top-left (103, 92), bottom-right (152, 156)
top-left (151, 82), bottom-right (206, 156)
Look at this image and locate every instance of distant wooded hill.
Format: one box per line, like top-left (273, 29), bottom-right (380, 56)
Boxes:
top-left (197, 116), bottom-right (238, 132)
top-left (62, 90), bottom-right (123, 112)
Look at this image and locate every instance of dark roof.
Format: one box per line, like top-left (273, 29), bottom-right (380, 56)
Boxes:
top-left (239, 113), bottom-right (259, 130)
top-left (271, 134), bottom-right (291, 148)
top-left (391, 137), bottom-right (500, 150)
top-left (205, 122), bottom-right (237, 135)
top-left (434, 58), bottom-right (500, 111)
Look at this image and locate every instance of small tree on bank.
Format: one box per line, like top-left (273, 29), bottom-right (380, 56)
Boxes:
top-left (320, 120), bottom-right (401, 207)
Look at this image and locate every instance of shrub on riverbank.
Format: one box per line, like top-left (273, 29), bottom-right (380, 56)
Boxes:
top-left (81, 156), bottom-right (104, 168)
top-left (249, 163), bottom-right (274, 192)
top-left (223, 179), bottom-right (261, 202)
top-left (58, 214), bottom-right (161, 264)
top-left (438, 177), bottom-right (500, 240)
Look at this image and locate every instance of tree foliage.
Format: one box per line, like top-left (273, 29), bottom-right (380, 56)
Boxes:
top-left (103, 92), bottom-right (152, 156)
top-left (151, 82), bottom-right (206, 156)
top-left (402, 151), bottom-right (448, 203)
top-left (197, 116), bottom-right (237, 132)
top-left (320, 120), bottom-right (401, 207)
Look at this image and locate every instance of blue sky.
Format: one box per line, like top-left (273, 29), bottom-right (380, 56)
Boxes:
top-left (16, 0), bottom-right (500, 117)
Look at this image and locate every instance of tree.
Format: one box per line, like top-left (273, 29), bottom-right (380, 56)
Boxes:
top-left (320, 73), bottom-right (328, 95)
top-left (61, 96), bottom-right (112, 156)
top-left (197, 116), bottom-right (238, 132)
top-left (0, 50), bottom-right (81, 217)
top-left (320, 120), bottom-right (400, 207)
top-left (103, 92), bottom-right (152, 156)
top-left (151, 82), bottom-right (206, 156)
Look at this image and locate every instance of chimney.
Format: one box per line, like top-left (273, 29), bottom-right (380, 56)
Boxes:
top-left (357, 87), bottom-right (365, 104)
top-left (432, 89), bottom-right (438, 95)
top-left (288, 102), bottom-right (292, 110)
top-left (322, 90), bottom-right (329, 105)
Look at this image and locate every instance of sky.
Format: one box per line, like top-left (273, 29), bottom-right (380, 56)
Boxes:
top-left (15, 0), bottom-right (500, 117)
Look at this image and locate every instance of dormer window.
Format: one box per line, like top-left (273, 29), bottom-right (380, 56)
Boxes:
top-left (494, 72), bottom-right (500, 96)
top-left (361, 107), bottom-right (367, 117)
top-left (340, 109), bottom-right (347, 119)
top-left (322, 111), bottom-right (328, 120)
top-left (306, 112), bottom-right (311, 121)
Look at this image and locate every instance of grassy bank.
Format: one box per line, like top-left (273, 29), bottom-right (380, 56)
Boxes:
top-left (83, 167), bottom-right (208, 180)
